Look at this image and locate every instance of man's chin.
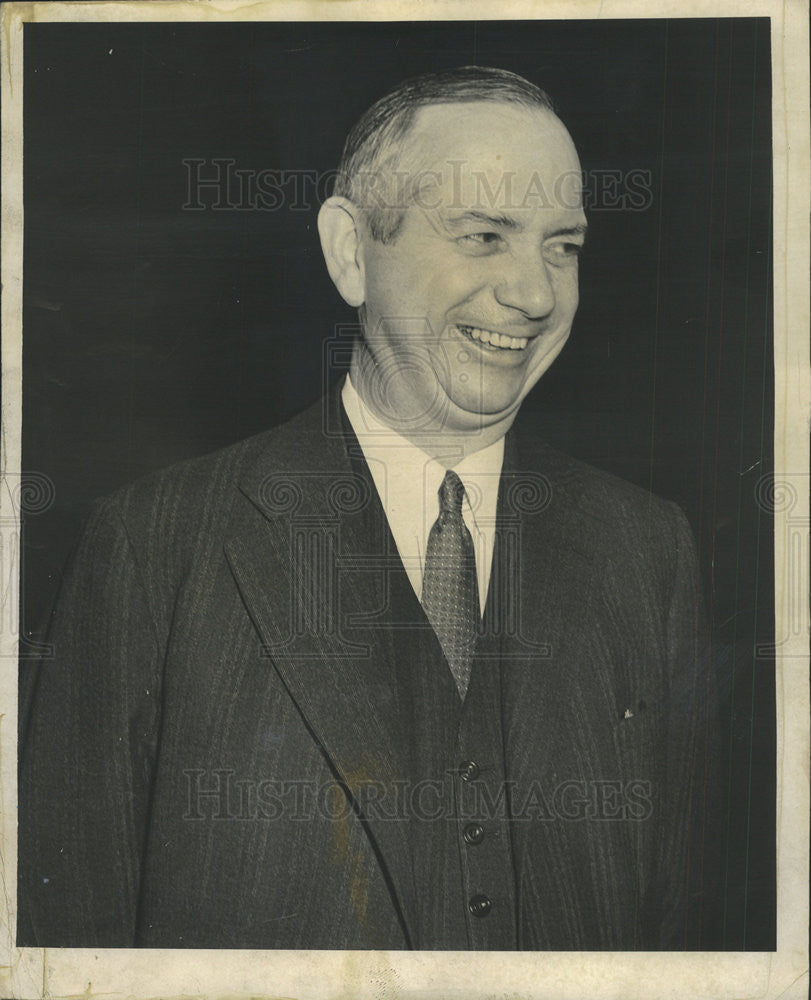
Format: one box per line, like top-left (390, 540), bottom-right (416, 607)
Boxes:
top-left (448, 335), bottom-right (570, 423)
top-left (442, 384), bottom-right (526, 428)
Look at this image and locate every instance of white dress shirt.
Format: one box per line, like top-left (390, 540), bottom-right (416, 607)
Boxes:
top-left (341, 376), bottom-right (504, 616)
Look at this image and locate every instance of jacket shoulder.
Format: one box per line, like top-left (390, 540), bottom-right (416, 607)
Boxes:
top-left (514, 428), bottom-right (693, 559)
top-left (105, 394), bottom-right (326, 525)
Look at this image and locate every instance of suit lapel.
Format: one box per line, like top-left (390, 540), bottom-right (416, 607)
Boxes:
top-left (483, 426), bottom-right (598, 653)
top-left (224, 386), bottom-right (419, 945)
top-left (492, 426), bottom-right (603, 773)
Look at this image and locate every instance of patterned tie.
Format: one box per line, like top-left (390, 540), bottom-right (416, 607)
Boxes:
top-left (421, 469), bottom-right (480, 699)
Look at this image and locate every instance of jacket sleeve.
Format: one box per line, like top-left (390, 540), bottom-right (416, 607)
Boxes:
top-left (650, 502), bottom-right (727, 949)
top-left (17, 495), bottom-right (163, 947)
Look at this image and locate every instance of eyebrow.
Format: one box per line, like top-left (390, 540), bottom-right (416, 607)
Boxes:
top-left (444, 212), bottom-right (589, 239)
top-left (547, 222), bottom-right (589, 239)
top-left (445, 210), bottom-right (522, 231)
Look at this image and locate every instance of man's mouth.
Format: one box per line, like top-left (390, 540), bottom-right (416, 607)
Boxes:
top-left (456, 324), bottom-right (530, 351)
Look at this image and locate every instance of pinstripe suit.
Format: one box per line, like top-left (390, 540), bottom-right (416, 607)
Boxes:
top-left (18, 382), bottom-right (721, 949)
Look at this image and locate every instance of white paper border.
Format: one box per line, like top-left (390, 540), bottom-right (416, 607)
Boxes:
top-left (1, 2), bottom-right (808, 998)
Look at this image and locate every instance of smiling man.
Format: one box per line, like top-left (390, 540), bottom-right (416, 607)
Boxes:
top-left (19, 66), bottom-right (721, 951)
top-left (321, 90), bottom-right (585, 452)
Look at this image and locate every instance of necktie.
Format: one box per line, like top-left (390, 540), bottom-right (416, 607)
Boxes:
top-left (421, 469), bottom-right (480, 699)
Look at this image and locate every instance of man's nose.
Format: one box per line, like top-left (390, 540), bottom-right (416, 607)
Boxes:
top-left (493, 253), bottom-right (555, 319)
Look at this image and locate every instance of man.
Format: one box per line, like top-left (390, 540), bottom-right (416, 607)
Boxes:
top-left (18, 66), bottom-right (721, 950)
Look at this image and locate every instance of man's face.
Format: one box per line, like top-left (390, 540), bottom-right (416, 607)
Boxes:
top-left (353, 101), bottom-right (586, 443)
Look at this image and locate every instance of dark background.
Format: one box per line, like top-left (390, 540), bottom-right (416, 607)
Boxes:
top-left (21, 18), bottom-right (774, 949)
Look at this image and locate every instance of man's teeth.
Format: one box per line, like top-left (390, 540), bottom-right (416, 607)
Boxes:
top-left (457, 325), bottom-right (529, 350)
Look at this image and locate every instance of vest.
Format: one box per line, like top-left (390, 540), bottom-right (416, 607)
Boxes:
top-left (345, 435), bottom-right (519, 949)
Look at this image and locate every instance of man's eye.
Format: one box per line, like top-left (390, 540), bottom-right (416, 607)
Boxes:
top-left (459, 232), bottom-right (502, 247)
top-left (543, 242), bottom-right (584, 263)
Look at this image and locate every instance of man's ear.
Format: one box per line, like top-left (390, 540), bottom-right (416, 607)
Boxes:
top-left (317, 197), bottom-right (366, 308)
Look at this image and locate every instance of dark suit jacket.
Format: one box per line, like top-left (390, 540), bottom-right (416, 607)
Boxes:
top-left (18, 384), bottom-right (722, 950)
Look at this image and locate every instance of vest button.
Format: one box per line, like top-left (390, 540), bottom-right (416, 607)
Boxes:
top-left (468, 894), bottom-right (492, 917)
top-left (463, 823), bottom-right (485, 845)
top-left (459, 760), bottom-right (479, 781)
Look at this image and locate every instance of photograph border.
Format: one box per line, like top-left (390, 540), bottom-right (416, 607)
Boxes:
top-left (1, 1), bottom-right (808, 998)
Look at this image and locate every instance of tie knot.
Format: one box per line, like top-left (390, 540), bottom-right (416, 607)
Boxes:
top-left (438, 469), bottom-right (466, 517)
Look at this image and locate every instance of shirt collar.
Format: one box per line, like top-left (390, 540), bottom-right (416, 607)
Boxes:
top-left (342, 375), bottom-right (505, 614)
top-left (341, 374), bottom-right (505, 530)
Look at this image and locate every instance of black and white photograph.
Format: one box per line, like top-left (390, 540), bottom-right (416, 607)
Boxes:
top-left (1, 2), bottom-right (807, 999)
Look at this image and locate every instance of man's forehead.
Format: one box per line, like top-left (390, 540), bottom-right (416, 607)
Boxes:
top-left (397, 101), bottom-right (583, 214)
top-left (406, 101), bottom-right (577, 164)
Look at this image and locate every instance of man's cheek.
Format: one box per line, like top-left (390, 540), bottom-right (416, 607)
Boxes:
top-left (561, 273), bottom-right (579, 313)
top-left (426, 273), bottom-right (490, 315)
